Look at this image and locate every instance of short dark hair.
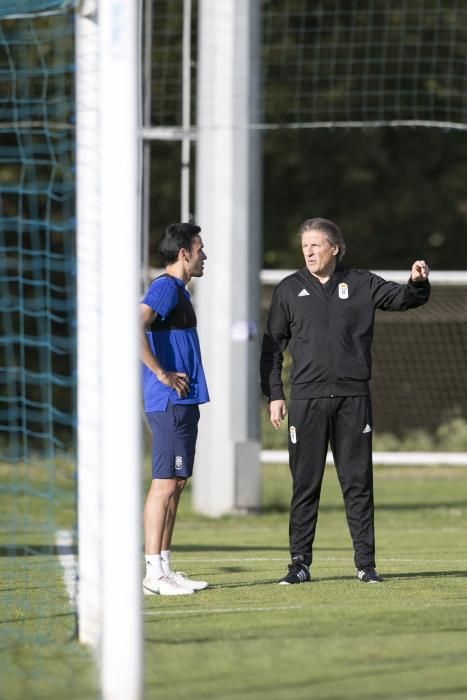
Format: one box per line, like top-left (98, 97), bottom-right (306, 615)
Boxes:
top-left (298, 217), bottom-right (346, 262)
top-left (158, 223), bottom-right (202, 266)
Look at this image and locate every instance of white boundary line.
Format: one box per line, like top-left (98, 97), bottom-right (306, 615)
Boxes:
top-left (55, 529), bottom-right (78, 608)
top-left (144, 605), bottom-right (303, 617)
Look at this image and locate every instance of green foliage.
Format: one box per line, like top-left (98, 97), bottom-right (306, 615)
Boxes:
top-left (262, 413), bottom-right (467, 453)
top-left (263, 128), bottom-right (467, 270)
top-left (374, 418), bottom-right (467, 452)
top-left (374, 429), bottom-right (436, 452)
top-left (435, 417), bottom-right (467, 451)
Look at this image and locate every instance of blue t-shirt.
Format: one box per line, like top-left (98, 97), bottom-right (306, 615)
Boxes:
top-left (140, 275), bottom-right (210, 412)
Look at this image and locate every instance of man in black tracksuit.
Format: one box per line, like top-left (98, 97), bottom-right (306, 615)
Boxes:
top-left (260, 218), bottom-right (430, 585)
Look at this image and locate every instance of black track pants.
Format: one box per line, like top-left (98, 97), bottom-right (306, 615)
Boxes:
top-left (287, 396), bottom-right (375, 570)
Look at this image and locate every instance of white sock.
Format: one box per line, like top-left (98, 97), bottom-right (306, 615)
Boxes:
top-left (161, 550), bottom-right (171, 574)
top-left (145, 554), bottom-right (164, 579)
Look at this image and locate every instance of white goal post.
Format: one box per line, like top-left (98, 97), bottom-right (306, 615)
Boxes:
top-left (76, 1), bottom-right (142, 699)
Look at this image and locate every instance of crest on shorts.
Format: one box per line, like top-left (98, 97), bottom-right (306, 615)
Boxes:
top-left (289, 426), bottom-right (297, 444)
top-left (338, 282), bottom-right (349, 299)
top-left (175, 456), bottom-right (183, 469)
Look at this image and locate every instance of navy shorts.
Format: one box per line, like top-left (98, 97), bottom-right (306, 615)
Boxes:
top-left (147, 401), bottom-right (200, 479)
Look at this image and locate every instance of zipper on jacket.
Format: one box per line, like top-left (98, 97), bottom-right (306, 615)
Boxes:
top-left (322, 283), bottom-right (334, 397)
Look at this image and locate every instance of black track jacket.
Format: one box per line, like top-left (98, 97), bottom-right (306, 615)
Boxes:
top-left (260, 266), bottom-right (430, 401)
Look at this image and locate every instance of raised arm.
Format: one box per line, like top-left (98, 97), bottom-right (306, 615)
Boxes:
top-left (370, 261), bottom-right (430, 311)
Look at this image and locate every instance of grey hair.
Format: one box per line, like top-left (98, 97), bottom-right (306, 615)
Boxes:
top-left (298, 217), bottom-right (346, 262)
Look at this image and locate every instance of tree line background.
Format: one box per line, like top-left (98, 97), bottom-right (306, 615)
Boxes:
top-left (148, 0), bottom-right (467, 271)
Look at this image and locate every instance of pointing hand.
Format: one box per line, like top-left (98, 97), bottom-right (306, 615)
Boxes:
top-left (411, 260), bottom-right (430, 282)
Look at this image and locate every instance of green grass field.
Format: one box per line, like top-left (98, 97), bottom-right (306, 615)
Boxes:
top-left (2, 463), bottom-right (467, 699)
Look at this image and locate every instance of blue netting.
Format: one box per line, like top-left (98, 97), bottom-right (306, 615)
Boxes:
top-left (0, 1), bottom-right (76, 19)
top-left (0, 6), bottom-right (76, 536)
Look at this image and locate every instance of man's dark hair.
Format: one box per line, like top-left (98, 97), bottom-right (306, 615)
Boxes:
top-left (298, 217), bottom-right (346, 262)
top-left (158, 222), bottom-right (202, 266)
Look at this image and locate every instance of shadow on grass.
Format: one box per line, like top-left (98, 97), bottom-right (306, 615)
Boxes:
top-left (147, 661), bottom-right (467, 700)
top-left (175, 544), bottom-right (288, 552)
top-left (0, 584), bottom-right (62, 593)
top-left (383, 570), bottom-right (466, 580)
top-left (207, 575), bottom-right (355, 588)
top-left (261, 503), bottom-right (289, 514)
top-left (0, 544), bottom-right (77, 557)
top-left (202, 569), bottom-right (467, 589)
top-left (208, 578), bottom-right (280, 589)
top-left (173, 544), bottom-right (348, 553)
top-left (0, 611), bottom-right (75, 625)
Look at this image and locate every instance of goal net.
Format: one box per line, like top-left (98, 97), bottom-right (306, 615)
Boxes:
top-left (372, 275), bottom-right (467, 450)
top-left (0, 0), bottom-right (77, 660)
top-left (1, 2), bottom-right (141, 698)
top-left (260, 271), bottom-right (467, 462)
top-left (261, 0), bottom-right (467, 130)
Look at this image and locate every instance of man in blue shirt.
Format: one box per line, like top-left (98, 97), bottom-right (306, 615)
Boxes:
top-left (140, 223), bottom-right (209, 596)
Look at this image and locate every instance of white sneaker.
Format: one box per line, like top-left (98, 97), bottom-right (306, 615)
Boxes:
top-left (166, 571), bottom-right (209, 591)
top-left (143, 574), bottom-right (194, 596)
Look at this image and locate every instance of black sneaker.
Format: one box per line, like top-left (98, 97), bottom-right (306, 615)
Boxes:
top-left (357, 567), bottom-right (383, 583)
top-left (278, 562), bottom-right (311, 585)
